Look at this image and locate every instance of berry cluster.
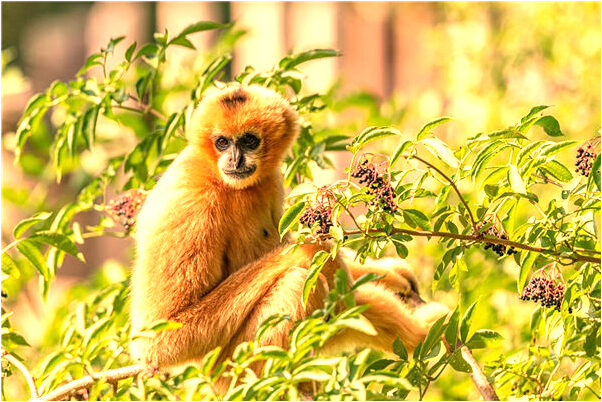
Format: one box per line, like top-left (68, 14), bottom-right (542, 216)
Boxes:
top-left (351, 158), bottom-right (397, 213)
top-left (476, 218), bottom-right (517, 257)
top-left (106, 189), bottom-right (148, 232)
top-left (520, 275), bottom-right (568, 312)
top-left (299, 198), bottom-right (333, 236)
top-left (575, 137), bottom-right (600, 177)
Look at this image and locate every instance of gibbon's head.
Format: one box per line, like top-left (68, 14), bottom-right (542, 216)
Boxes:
top-left (188, 84), bottom-right (300, 189)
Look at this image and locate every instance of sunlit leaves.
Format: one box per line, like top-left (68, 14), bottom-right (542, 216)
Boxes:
top-left (420, 137), bottom-right (459, 168)
top-left (349, 126), bottom-right (402, 153)
top-left (416, 116), bottom-right (452, 140)
top-left (279, 49), bottom-right (341, 70)
top-left (278, 201), bottom-right (306, 240)
top-left (534, 115), bottom-right (563, 137)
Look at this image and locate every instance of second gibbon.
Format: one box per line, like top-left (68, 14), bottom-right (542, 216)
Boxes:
top-left (129, 84), bottom-right (448, 371)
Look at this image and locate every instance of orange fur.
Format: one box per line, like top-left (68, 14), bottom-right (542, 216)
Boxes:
top-left (129, 84), bottom-right (447, 373)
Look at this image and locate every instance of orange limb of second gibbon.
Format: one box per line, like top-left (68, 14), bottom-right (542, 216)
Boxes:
top-left (129, 84), bottom-right (448, 373)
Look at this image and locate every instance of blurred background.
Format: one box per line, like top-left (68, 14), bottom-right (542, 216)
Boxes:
top-left (1, 2), bottom-right (600, 400)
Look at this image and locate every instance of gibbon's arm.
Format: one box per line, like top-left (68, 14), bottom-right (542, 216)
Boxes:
top-left (137, 244), bottom-right (331, 366)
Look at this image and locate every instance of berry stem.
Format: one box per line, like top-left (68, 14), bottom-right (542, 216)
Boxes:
top-left (411, 154), bottom-right (478, 231)
top-left (343, 227), bottom-right (601, 265)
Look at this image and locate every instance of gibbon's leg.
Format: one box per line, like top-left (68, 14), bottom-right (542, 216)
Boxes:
top-left (224, 268), bottom-right (329, 352)
top-left (212, 268), bottom-right (329, 395)
top-left (323, 282), bottom-right (449, 354)
top-left (136, 243), bottom-right (338, 367)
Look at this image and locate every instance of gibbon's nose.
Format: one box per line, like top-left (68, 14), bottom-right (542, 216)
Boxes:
top-left (228, 147), bottom-right (245, 170)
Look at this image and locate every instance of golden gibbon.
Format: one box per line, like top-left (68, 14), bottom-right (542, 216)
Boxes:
top-left (129, 84), bottom-right (447, 371)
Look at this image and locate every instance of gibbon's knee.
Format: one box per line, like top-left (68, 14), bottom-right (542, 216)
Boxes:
top-left (217, 267), bottom-right (328, 374)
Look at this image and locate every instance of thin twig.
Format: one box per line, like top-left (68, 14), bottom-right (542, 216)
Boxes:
top-left (2, 352), bottom-right (39, 399)
top-left (460, 345), bottom-right (500, 401)
top-left (412, 154), bottom-right (477, 230)
top-left (35, 364), bottom-right (145, 401)
top-left (343, 227), bottom-right (601, 264)
top-left (127, 94), bottom-right (168, 121)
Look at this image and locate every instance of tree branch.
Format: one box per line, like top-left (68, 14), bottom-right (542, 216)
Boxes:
top-left (460, 345), bottom-right (500, 401)
top-left (412, 154), bottom-right (477, 231)
top-left (343, 227), bottom-right (601, 264)
top-left (3, 352), bottom-right (39, 399)
top-left (35, 364), bottom-right (145, 401)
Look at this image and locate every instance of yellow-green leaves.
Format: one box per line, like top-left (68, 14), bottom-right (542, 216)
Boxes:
top-left (278, 201), bottom-right (306, 240)
top-left (349, 126), bottom-right (402, 153)
top-left (416, 116), bottom-right (452, 140)
top-left (13, 211), bottom-right (52, 239)
top-left (302, 250), bottom-right (330, 308)
top-left (421, 137), bottom-right (459, 169)
top-left (508, 165), bottom-right (527, 194)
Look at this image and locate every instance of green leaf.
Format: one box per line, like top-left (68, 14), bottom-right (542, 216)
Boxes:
top-left (105, 36), bottom-right (125, 53)
top-left (2, 331), bottom-right (30, 348)
top-left (420, 315), bottom-right (447, 358)
top-left (16, 239), bottom-right (49, 279)
top-left (279, 49), bottom-right (340, 70)
top-left (13, 212), bottom-right (52, 239)
top-left (520, 105), bottom-right (550, 123)
top-left (588, 154), bottom-right (601, 191)
top-left (170, 36), bottom-right (195, 49)
top-left (444, 307), bottom-right (460, 349)
top-left (278, 201), bottom-right (306, 239)
top-left (393, 337), bottom-right (408, 361)
top-left (402, 209), bottom-right (430, 231)
top-left (391, 240), bottom-right (408, 259)
top-left (517, 140), bottom-right (546, 166)
top-left (351, 273), bottom-right (385, 290)
top-left (83, 105), bottom-right (100, 149)
top-left (338, 315), bottom-right (378, 336)
top-left (77, 54), bottom-right (103, 76)
top-left (149, 320), bottom-right (183, 332)
top-left (507, 165), bottom-right (526, 194)
top-left (30, 231), bottom-right (83, 261)
top-left (460, 300), bottom-right (477, 342)
top-left (135, 43), bottom-right (158, 60)
top-left (1, 253), bottom-right (19, 276)
top-left (349, 126), bottom-right (402, 153)
top-left (540, 160), bottom-right (573, 182)
top-left (449, 351), bottom-right (472, 373)
top-left (173, 21), bottom-right (230, 40)
top-left (466, 329), bottom-right (502, 349)
top-left (302, 250), bottom-right (329, 307)
top-left (389, 140), bottom-right (413, 171)
top-left (125, 42), bottom-right (137, 62)
top-left (416, 117), bottom-right (452, 140)
top-left (421, 137), bottom-right (459, 168)
top-left (82, 317), bottom-right (111, 348)
top-left (359, 373), bottom-right (412, 389)
top-left (540, 140), bottom-right (578, 156)
top-left (518, 252), bottom-right (538, 294)
top-left (534, 115), bottom-right (563, 137)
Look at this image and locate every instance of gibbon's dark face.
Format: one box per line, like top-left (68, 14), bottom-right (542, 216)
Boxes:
top-left (213, 131), bottom-right (262, 183)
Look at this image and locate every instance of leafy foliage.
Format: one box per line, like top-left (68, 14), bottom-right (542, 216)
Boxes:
top-left (2, 20), bottom-right (600, 401)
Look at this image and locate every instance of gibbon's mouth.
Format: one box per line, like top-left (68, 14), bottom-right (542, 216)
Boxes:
top-left (223, 165), bottom-right (257, 179)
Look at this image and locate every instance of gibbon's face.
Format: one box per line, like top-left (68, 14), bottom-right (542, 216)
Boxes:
top-left (189, 85), bottom-right (299, 189)
top-left (213, 130), bottom-right (262, 186)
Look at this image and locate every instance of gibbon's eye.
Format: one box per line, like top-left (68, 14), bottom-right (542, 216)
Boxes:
top-left (238, 132), bottom-right (261, 151)
top-left (214, 136), bottom-right (230, 152)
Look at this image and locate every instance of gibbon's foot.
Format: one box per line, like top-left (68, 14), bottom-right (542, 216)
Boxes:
top-left (339, 248), bottom-right (424, 304)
